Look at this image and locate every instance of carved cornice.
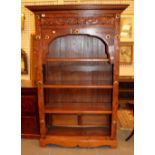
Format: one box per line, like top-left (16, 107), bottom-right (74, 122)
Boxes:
top-left (41, 16), bottom-right (115, 26)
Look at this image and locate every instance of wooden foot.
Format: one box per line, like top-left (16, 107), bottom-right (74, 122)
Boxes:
top-left (111, 143), bottom-right (117, 148)
top-left (39, 139), bottom-right (47, 147)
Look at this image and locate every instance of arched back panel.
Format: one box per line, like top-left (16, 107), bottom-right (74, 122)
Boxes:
top-left (48, 35), bottom-right (108, 59)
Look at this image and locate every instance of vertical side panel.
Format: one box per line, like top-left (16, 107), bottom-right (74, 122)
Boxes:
top-left (111, 13), bottom-right (120, 139)
top-left (34, 14), bottom-right (46, 138)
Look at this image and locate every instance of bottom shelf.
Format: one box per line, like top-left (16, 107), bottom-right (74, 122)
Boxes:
top-left (39, 126), bottom-right (116, 148)
top-left (47, 126), bottom-right (111, 137)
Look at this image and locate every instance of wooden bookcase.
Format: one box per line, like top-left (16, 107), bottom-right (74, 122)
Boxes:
top-left (26, 4), bottom-right (128, 148)
top-left (119, 76), bottom-right (134, 105)
top-left (21, 81), bottom-right (40, 138)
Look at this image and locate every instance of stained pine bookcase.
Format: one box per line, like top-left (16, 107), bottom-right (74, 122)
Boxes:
top-left (27, 4), bottom-right (128, 148)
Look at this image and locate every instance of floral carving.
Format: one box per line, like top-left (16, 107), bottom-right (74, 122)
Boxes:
top-left (41, 16), bottom-right (115, 26)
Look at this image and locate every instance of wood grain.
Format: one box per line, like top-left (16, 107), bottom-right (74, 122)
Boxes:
top-left (27, 4), bottom-right (128, 147)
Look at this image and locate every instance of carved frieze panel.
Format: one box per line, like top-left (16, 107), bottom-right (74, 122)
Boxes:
top-left (41, 16), bottom-right (115, 26)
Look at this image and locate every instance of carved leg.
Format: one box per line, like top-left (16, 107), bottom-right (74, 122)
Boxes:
top-left (39, 139), bottom-right (46, 147)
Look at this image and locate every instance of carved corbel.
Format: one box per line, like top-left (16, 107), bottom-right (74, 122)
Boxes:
top-left (108, 45), bottom-right (115, 64)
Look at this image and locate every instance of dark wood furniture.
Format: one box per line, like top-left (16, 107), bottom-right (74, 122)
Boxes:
top-left (119, 76), bottom-right (134, 105)
top-left (119, 76), bottom-right (134, 141)
top-left (21, 81), bottom-right (40, 138)
top-left (26, 4), bottom-right (128, 147)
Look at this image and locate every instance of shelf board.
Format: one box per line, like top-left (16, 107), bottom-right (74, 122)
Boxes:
top-left (47, 126), bottom-right (111, 137)
top-left (44, 80), bottom-right (112, 85)
top-left (47, 58), bottom-right (109, 62)
top-left (119, 99), bottom-right (134, 104)
top-left (50, 125), bottom-right (109, 128)
top-left (45, 106), bottom-right (112, 114)
top-left (43, 84), bottom-right (113, 89)
top-left (119, 89), bottom-right (134, 92)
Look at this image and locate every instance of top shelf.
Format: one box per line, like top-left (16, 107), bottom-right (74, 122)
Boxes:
top-left (43, 84), bottom-right (113, 89)
top-left (46, 58), bottom-right (109, 62)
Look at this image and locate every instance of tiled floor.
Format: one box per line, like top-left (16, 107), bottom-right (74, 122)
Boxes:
top-left (21, 128), bottom-right (134, 155)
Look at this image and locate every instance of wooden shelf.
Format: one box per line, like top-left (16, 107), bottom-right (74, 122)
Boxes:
top-left (47, 126), bottom-right (111, 137)
top-left (43, 84), bottom-right (113, 89)
top-left (47, 58), bottom-right (109, 62)
top-left (119, 100), bottom-right (134, 104)
top-left (44, 80), bottom-right (112, 85)
top-left (50, 125), bottom-right (109, 128)
top-left (45, 106), bottom-right (112, 114)
top-left (119, 76), bottom-right (134, 82)
top-left (119, 89), bottom-right (134, 92)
